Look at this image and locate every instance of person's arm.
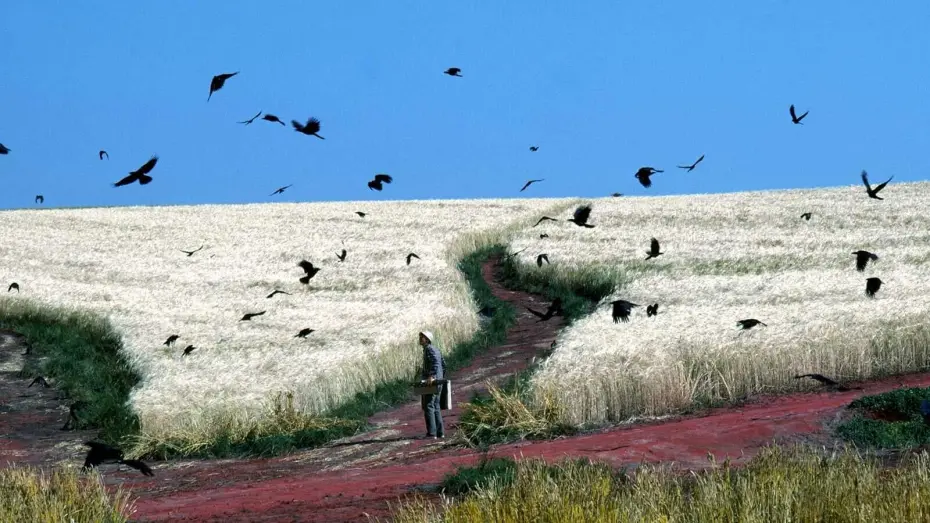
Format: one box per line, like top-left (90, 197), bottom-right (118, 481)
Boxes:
top-left (426, 347), bottom-right (441, 383)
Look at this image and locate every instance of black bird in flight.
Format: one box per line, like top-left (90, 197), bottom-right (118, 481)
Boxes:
top-left (800, 212), bottom-right (812, 221)
top-left (298, 260), bottom-right (321, 284)
top-left (270, 184), bottom-right (293, 196)
top-left (677, 154), bottom-right (705, 172)
top-left (238, 110), bottom-right (262, 125)
top-left (736, 319), bottom-right (767, 330)
top-left (611, 193), bottom-right (623, 197)
top-left (262, 114), bottom-right (286, 126)
top-left (99, 150), bottom-right (109, 160)
top-left (444, 67), bottom-right (463, 77)
top-left (793, 373), bottom-right (853, 391)
top-left (8, 282), bottom-right (19, 292)
top-left (533, 216), bottom-right (558, 227)
top-left (789, 104), bottom-right (809, 124)
top-left (266, 289), bottom-right (292, 298)
top-left (240, 311), bottom-right (266, 321)
top-left (635, 167), bottom-right (662, 188)
top-left (567, 205), bottom-right (595, 228)
top-left (0, 143), bottom-right (9, 154)
top-left (610, 300), bottom-right (639, 323)
top-left (29, 376), bottom-right (50, 388)
top-left (646, 303), bottom-right (659, 317)
top-left (182, 345), bottom-right (196, 356)
top-left (645, 238), bottom-right (663, 260)
top-left (355, 211), bottom-right (366, 217)
top-left (208, 72), bottom-right (238, 101)
top-left (82, 441), bottom-right (155, 476)
top-left (539, 233), bottom-right (549, 239)
top-left (861, 170), bottom-right (892, 200)
top-left (113, 155), bottom-right (158, 187)
top-left (865, 277), bottom-right (883, 298)
top-left (336, 249), bottom-right (348, 262)
top-left (292, 117), bottom-right (325, 139)
top-left (35, 195), bottom-right (44, 204)
top-left (529, 146), bottom-right (539, 152)
top-left (368, 174), bottom-right (393, 191)
top-left (852, 250), bottom-right (878, 272)
top-left (295, 328), bottom-right (315, 338)
top-left (536, 254), bottom-right (550, 267)
top-left (180, 245), bottom-right (204, 257)
top-left (520, 179), bottom-right (544, 192)
top-left (163, 334), bottom-right (179, 346)
top-left (406, 253), bottom-right (421, 265)
top-left (527, 297), bottom-right (563, 322)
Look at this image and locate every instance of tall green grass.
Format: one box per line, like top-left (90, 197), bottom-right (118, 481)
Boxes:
top-left (0, 466), bottom-right (134, 522)
top-left (390, 446), bottom-right (930, 523)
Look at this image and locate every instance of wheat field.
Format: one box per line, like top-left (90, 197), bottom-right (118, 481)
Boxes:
top-left (0, 198), bottom-right (572, 446)
top-left (511, 182), bottom-right (930, 425)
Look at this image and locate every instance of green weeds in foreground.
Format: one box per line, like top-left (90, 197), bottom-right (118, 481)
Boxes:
top-left (837, 386), bottom-right (930, 449)
top-left (0, 466), bottom-right (134, 522)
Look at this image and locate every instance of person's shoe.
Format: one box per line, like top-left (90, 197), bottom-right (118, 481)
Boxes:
top-left (436, 434), bottom-right (445, 439)
top-left (419, 434), bottom-right (437, 440)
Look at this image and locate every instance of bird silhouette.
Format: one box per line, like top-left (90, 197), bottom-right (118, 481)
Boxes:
top-left (368, 174), bottom-right (393, 191)
top-left (406, 253), bottom-right (420, 265)
top-left (533, 216), bottom-right (558, 227)
top-left (82, 441), bottom-right (154, 476)
top-left (61, 401), bottom-right (87, 431)
top-left (261, 114), bottom-right (286, 126)
top-left (520, 179), bottom-right (544, 192)
top-left (800, 212), bottom-right (812, 221)
top-left (29, 376), bottom-right (50, 388)
top-left (610, 300), bottom-right (639, 323)
top-left (539, 233), bottom-right (549, 239)
top-left (35, 195), bottom-right (44, 204)
top-left (444, 67), bottom-right (463, 77)
top-left (529, 146), bottom-right (539, 152)
top-left (113, 155), bottom-right (157, 187)
top-left (852, 250), bottom-right (878, 272)
top-left (238, 110), bottom-right (262, 125)
top-left (861, 170), bottom-right (893, 200)
top-left (182, 345), bottom-right (196, 356)
top-left (645, 238), bottom-right (663, 260)
top-left (865, 277), bottom-right (883, 298)
top-left (180, 245), bottom-right (204, 257)
top-left (266, 289), bottom-right (292, 298)
top-left (0, 143), bottom-right (9, 154)
top-left (536, 254), bottom-right (550, 267)
top-left (270, 184), bottom-right (293, 196)
top-left (295, 328), bottom-right (315, 338)
top-left (298, 260), bottom-right (321, 283)
top-left (208, 72), bottom-right (238, 101)
top-left (792, 373), bottom-right (855, 392)
top-left (527, 298), bottom-right (563, 322)
top-left (567, 205), bottom-right (595, 228)
top-left (676, 154), bottom-right (705, 172)
top-left (789, 104), bottom-right (809, 124)
top-left (635, 167), bottom-right (662, 188)
top-left (240, 311), bottom-right (266, 321)
top-left (99, 150), bottom-right (109, 160)
top-left (336, 249), bottom-right (348, 262)
top-left (291, 117), bottom-right (325, 139)
top-left (163, 334), bottom-right (179, 346)
top-left (355, 211), bottom-right (366, 217)
top-left (8, 282), bottom-right (19, 292)
top-left (736, 319), bottom-right (767, 330)
top-left (611, 192), bottom-right (623, 197)
top-left (646, 303), bottom-right (659, 317)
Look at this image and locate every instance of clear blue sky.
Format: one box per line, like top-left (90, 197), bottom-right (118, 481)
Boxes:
top-left (2, 1), bottom-right (928, 209)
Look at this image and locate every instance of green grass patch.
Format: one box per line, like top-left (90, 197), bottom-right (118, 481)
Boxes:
top-left (440, 456), bottom-right (519, 496)
top-left (0, 466), bottom-right (134, 522)
top-left (836, 386), bottom-right (930, 449)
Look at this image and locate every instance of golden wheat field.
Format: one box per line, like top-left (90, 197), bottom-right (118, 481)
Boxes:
top-left (0, 198), bottom-right (572, 447)
top-left (513, 182), bottom-right (930, 425)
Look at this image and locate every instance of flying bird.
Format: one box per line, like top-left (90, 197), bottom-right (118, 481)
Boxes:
top-left (29, 376), bottom-right (50, 388)
top-left (261, 114), bottom-right (286, 126)
top-left (0, 143), bottom-right (9, 154)
top-left (82, 441), bottom-right (154, 476)
top-left (295, 328), bottom-right (315, 338)
top-left (536, 254), bottom-right (550, 267)
top-left (539, 234), bottom-right (549, 239)
top-left (794, 373), bottom-right (856, 392)
top-left (355, 211), bottom-right (366, 217)
top-left (676, 154), bottom-right (705, 172)
top-left (180, 245), bottom-right (204, 257)
top-left (567, 205), bottom-right (595, 228)
top-left (520, 179), bottom-right (544, 192)
top-left (240, 311), bottom-right (266, 321)
top-left (533, 216), bottom-right (558, 227)
top-left (527, 297), bottom-right (563, 322)
top-left (270, 184), bottom-right (293, 196)
top-left (182, 345), bottom-right (196, 356)
top-left (852, 250), bottom-right (878, 272)
top-left (163, 334), bottom-right (179, 346)
top-left (645, 238), bottom-right (663, 260)
top-left (291, 117), bottom-right (325, 139)
top-left (99, 150), bottom-right (108, 160)
top-left (529, 146), bottom-right (539, 152)
top-left (336, 249), bottom-right (347, 262)
top-left (635, 167), bottom-right (663, 188)
top-left (298, 260), bottom-right (321, 284)
top-left (113, 155), bottom-right (158, 187)
top-left (443, 67), bottom-right (463, 77)
top-left (208, 71), bottom-right (239, 101)
top-left (238, 110), bottom-right (262, 125)
top-left (865, 277), bottom-right (883, 298)
top-left (406, 253), bottom-right (421, 265)
top-left (35, 195), bottom-right (44, 204)
top-left (266, 289), bottom-right (292, 298)
top-left (789, 104), bottom-right (809, 124)
top-left (800, 212), bottom-right (812, 221)
top-left (646, 303), bottom-right (659, 317)
top-left (8, 282), bottom-right (19, 292)
top-left (368, 174), bottom-right (393, 191)
top-left (861, 170), bottom-right (893, 200)
top-left (610, 300), bottom-right (639, 323)
top-left (611, 193), bottom-right (623, 197)
top-left (736, 319), bottom-right (767, 330)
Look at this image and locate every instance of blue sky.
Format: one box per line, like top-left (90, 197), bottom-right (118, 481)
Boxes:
top-left (2, 1), bottom-right (928, 209)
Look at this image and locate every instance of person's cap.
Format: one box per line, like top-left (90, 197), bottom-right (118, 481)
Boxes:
top-left (419, 331), bottom-right (434, 343)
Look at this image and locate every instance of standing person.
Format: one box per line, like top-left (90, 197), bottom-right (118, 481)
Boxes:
top-left (419, 331), bottom-right (445, 439)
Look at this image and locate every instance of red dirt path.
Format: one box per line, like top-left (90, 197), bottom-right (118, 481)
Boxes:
top-left (5, 259), bottom-right (930, 522)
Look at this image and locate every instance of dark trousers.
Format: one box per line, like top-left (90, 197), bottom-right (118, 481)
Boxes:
top-left (422, 384), bottom-right (444, 437)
